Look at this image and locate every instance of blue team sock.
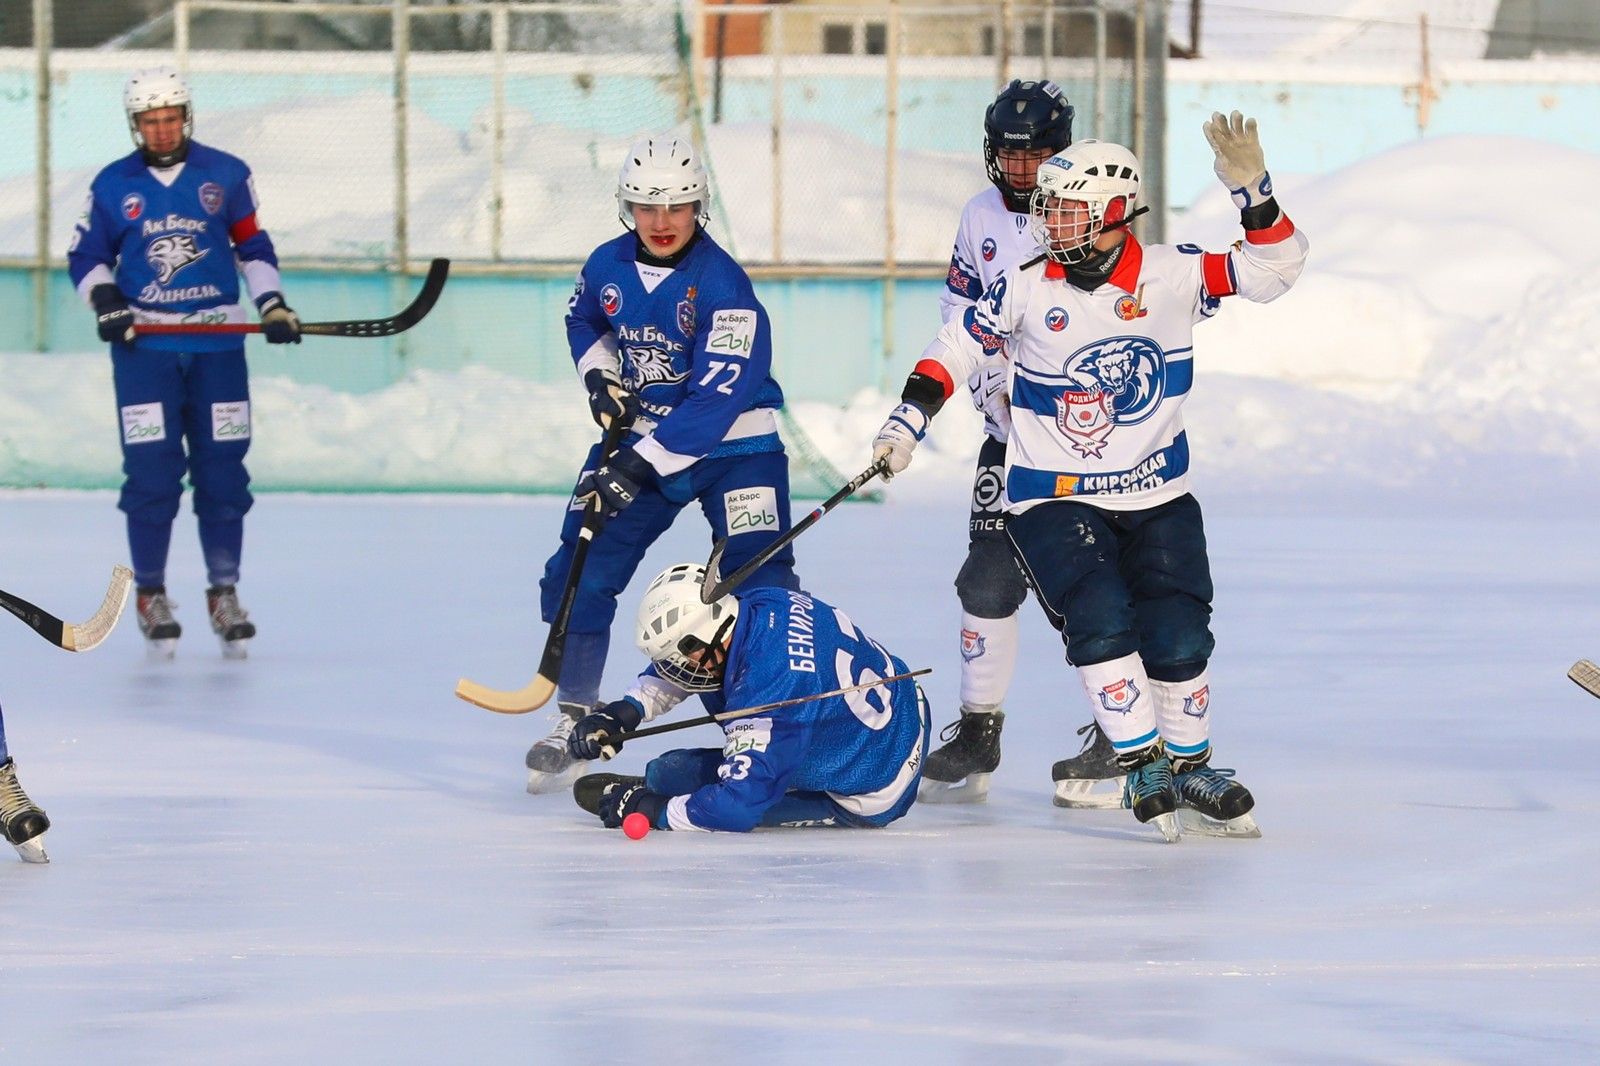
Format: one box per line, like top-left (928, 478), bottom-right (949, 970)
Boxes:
top-left (555, 631), bottom-right (609, 708)
top-left (0, 701), bottom-right (10, 763)
top-left (127, 516), bottom-right (175, 589)
top-left (199, 518), bottom-right (243, 587)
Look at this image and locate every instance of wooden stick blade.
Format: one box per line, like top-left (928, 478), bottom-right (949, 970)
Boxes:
top-left (455, 673), bottom-right (556, 715)
top-left (1569, 659), bottom-right (1600, 699)
top-left (61, 565), bottom-right (134, 652)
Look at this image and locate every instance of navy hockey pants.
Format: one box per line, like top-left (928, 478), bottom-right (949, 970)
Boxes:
top-left (1005, 493), bottom-right (1215, 682)
top-left (111, 342), bottom-right (253, 586)
top-left (540, 443), bottom-right (798, 634)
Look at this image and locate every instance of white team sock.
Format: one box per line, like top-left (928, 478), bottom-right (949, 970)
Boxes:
top-left (1149, 670), bottom-right (1213, 767)
top-left (1076, 652), bottom-right (1159, 758)
top-left (958, 611), bottom-right (1019, 708)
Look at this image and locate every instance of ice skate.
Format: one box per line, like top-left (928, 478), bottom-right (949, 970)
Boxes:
top-left (136, 585), bottom-right (180, 661)
top-left (1121, 747), bottom-right (1180, 843)
top-left (1175, 763), bottom-right (1260, 838)
top-left (206, 585), bottom-right (255, 660)
top-left (1051, 721), bottom-right (1126, 809)
top-left (525, 702), bottom-right (593, 795)
top-left (0, 758), bottom-right (50, 864)
top-left (916, 706), bottom-right (1003, 803)
top-left (573, 773), bottom-right (645, 816)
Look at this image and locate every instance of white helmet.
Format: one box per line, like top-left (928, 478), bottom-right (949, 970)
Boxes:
top-left (634, 563), bottom-right (738, 692)
top-left (1029, 139), bottom-right (1141, 265)
top-left (123, 68), bottom-right (193, 155)
top-left (617, 135), bottom-right (710, 229)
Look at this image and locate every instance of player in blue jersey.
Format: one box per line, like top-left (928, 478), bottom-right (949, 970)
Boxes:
top-left (67, 68), bottom-right (301, 661)
top-left (0, 700), bottom-right (50, 863)
top-left (523, 136), bottom-right (801, 794)
top-left (566, 564), bottom-right (928, 833)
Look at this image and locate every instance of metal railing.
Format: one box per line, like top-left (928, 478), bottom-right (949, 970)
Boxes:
top-left (6, 0), bottom-right (1163, 353)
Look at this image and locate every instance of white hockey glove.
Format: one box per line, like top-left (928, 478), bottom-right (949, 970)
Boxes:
top-left (1203, 110), bottom-right (1272, 210)
top-left (872, 402), bottom-right (931, 479)
top-left (968, 363), bottom-right (1012, 439)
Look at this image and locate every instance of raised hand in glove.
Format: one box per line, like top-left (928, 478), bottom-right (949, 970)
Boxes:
top-left (568, 698), bottom-right (645, 762)
top-left (584, 367), bottom-right (639, 431)
top-left (1202, 110), bottom-right (1271, 210)
top-left (255, 292), bottom-right (302, 344)
top-left (597, 779), bottom-right (669, 831)
top-left (90, 284), bottom-right (135, 344)
top-left (574, 445), bottom-right (653, 520)
top-left (871, 401), bottom-right (932, 478)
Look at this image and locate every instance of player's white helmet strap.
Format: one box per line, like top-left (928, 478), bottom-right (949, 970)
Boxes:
top-left (635, 563), bottom-right (738, 692)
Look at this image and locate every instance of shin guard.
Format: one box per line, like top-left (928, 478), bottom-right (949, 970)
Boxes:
top-left (1149, 670), bottom-right (1212, 770)
top-left (1076, 652), bottom-right (1159, 759)
top-left (958, 611), bottom-right (1019, 708)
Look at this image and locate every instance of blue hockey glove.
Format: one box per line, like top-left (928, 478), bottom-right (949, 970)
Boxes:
top-left (574, 445), bottom-right (653, 520)
top-left (568, 698), bottom-right (645, 762)
top-left (256, 292), bottom-right (302, 344)
top-left (90, 284), bottom-right (135, 344)
top-left (597, 780), bottom-right (669, 831)
top-left (584, 367), bottom-right (639, 431)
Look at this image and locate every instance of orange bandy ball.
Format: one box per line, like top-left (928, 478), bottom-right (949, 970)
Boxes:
top-left (622, 812), bottom-right (651, 840)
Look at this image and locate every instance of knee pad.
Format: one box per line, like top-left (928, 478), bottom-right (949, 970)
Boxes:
top-left (1137, 597), bottom-right (1214, 681)
top-left (955, 540), bottom-right (1027, 618)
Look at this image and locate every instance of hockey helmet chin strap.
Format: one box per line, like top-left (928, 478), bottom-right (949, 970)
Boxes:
top-left (676, 613), bottom-right (737, 681)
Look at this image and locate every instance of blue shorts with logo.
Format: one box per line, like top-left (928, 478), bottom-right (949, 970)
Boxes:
top-left (540, 441), bottom-right (799, 633)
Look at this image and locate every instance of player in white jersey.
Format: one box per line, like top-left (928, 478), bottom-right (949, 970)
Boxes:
top-left (919, 80), bottom-right (1122, 808)
top-left (872, 112), bottom-right (1309, 841)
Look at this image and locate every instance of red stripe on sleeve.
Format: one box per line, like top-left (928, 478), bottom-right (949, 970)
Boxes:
top-left (913, 358), bottom-right (956, 400)
top-left (1201, 252), bottom-right (1236, 297)
top-left (229, 213), bottom-right (261, 244)
top-left (1244, 212), bottom-right (1296, 245)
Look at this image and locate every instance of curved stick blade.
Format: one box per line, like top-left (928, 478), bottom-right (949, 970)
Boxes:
top-left (455, 674), bottom-right (556, 715)
top-left (62, 565), bottom-right (134, 652)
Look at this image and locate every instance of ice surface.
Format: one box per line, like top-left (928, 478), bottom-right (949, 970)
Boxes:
top-left (1, 484), bottom-right (1598, 1063)
top-left (3, 88), bottom-right (1600, 1064)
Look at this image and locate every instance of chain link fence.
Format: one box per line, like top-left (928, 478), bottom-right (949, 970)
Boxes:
top-left (0, 0), bottom-right (1164, 494)
top-left (0, 0), bottom-right (1165, 276)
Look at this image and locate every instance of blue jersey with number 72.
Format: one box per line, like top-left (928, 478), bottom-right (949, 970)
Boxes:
top-left (565, 229), bottom-right (785, 471)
